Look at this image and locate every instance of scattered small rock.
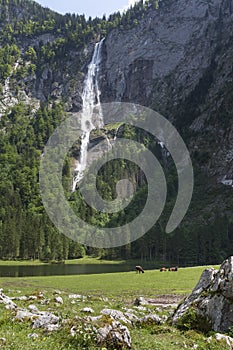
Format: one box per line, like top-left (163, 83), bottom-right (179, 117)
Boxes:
top-left (0, 290), bottom-right (17, 310)
top-left (138, 314), bottom-right (162, 325)
top-left (81, 307), bottom-right (94, 313)
top-left (124, 312), bottom-right (139, 322)
top-left (96, 320), bottom-right (131, 349)
top-left (39, 299), bottom-right (50, 305)
top-left (133, 306), bottom-right (147, 312)
top-left (70, 326), bottom-right (76, 337)
top-left (32, 313), bottom-right (60, 330)
top-left (134, 297), bottom-right (147, 306)
top-left (14, 296), bottom-right (28, 301)
top-left (15, 309), bottom-right (35, 322)
top-left (101, 308), bottom-right (131, 325)
top-left (69, 294), bottom-right (84, 299)
top-left (28, 304), bottom-right (39, 313)
top-left (86, 315), bottom-right (102, 322)
top-left (27, 333), bottom-right (39, 339)
top-left (208, 333), bottom-right (233, 349)
top-left (54, 296), bottom-right (63, 304)
top-left (0, 338), bottom-right (6, 344)
top-left (37, 292), bottom-right (44, 299)
top-left (53, 290), bottom-right (62, 295)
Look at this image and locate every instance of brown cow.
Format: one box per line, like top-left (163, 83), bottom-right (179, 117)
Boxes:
top-left (160, 267), bottom-right (167, 272)
top-left (135, 265), bottom-right (145, 273)
top-left (169, 267), bottom-right (178, 271)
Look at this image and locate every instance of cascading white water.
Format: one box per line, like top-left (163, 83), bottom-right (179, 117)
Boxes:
top-left (72, 38), bottom-right (105, 192)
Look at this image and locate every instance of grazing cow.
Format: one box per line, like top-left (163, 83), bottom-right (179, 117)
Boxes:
top-left (169, 266), bottom-right (178, 271)
top-left (135, 265), bottom-right (145, 273)
top-left (160, 267), bottom-right (167, 272)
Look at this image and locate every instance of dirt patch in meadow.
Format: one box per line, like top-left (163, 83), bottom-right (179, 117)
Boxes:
top-left (146, 294), bottom-right (185, 307)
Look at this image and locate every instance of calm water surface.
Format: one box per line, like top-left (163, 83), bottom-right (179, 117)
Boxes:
top-left (0, 263), bottom-right (148, 277)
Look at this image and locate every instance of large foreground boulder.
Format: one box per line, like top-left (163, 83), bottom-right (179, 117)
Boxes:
top-left (173, 256), bottom-right (233, 332)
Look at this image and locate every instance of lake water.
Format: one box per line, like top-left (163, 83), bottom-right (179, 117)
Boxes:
top-left (0, 263), bottom-right (140, 277)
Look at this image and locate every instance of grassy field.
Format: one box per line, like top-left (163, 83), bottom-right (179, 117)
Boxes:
top-left (0, 265), bottom-right (226, 350)
top-left (0, 257), bottom-right (127, 266)
top-left (0, 265), bottom-right (219, 297)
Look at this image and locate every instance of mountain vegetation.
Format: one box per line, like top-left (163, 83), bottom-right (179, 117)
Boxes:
top-left (0, 0), bottom-right (233, 265)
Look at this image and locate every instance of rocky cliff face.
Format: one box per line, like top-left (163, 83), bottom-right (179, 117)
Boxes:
top-left (100, 0), bottom-right (225, 104)
top-left (99, 0), bottom-right (233, 187)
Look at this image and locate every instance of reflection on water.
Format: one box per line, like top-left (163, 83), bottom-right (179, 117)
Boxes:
top-left (0, 264), bottom-right (138, 277)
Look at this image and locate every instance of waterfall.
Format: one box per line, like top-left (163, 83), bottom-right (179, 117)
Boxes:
top-left (72, 38), bottom-right (105, 192)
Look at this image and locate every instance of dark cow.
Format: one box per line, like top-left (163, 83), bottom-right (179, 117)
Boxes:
top-left (160, 267), bottom-right (167, 272)
top-left (169, 266), bottom-right (178, 271)
top-left (135, 265), bottom-right (145, 273)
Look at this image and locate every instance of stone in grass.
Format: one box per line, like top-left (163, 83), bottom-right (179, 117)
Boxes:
top-left (96, 321), bottom-right (131, 349)
top-left (45, 324), bottom-right (60, 332)
top-left (207, 333), bottom-right (233, 349)
top-left (138, 314), bottom-right (162, 325)
top-left (69, 294), bottom-right (85, 300)
top-left (37, 291), bottom-right (44, 299)
top-left (70, 326), bottom-right (76, 337)
top-left (0, 338), bottom-right (6, 345)
top-left (86, 315), bottom-right (102, 322)
top-left (124, 312), bottom-right (139, 323)
top-left (27, 333), bottom-right (39, 339)
top-left (81, 307), bottom-right (94, 313)
top-left (32, 313), bottom-right (60, 330)
top-left (15, 296), bottom-right (28, 301)
top-left (53, 290), bottom-right (62, 295)
top-left (54, 296), bottom-right (63, 304)
top-left (0, 290), bottom-right (17, 310)
top-left (28, 304), bottom-right (39, 313)
top-left (39, 299), bottom-right (50, 305)
top-left (133, 306), bottom-right (147, 312)
top-left (134, 297), bottom-right (147, 306)
top-left (100, 309), bottom-right (131, 325)
top-left (15, 310), bottom-right (36, 322)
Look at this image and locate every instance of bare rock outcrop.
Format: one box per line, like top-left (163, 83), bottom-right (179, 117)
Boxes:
top-left (173, 256), bottom-right (233, 332)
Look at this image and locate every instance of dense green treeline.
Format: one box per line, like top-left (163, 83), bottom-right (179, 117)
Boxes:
top-left (0, 101), bottom-right (86, 261)
top-left (1, 96), bottom-right (231, 265)
top-left (0, 0), bottom-right (160, 46)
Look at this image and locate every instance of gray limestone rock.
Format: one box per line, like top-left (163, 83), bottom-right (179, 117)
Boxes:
top-left (173, 257), bottom-right (233, 332)
top-left (100, 308), bottom-right (132, 325)
top-left (81, 307), bottom-right (94, 313)
top-left (54, 296), bottom-right (63, 304)
top-left (138, 314), bottom-right (162, 325)
top-left (0, 289), bottom-right (17, 310)
top-left (96, 320), bottom-right (132, 349)
top-left (32, 313), bottom-right (60, 330)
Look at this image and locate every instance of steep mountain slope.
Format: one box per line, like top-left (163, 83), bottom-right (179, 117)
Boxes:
top-left (0, 0), bottom-right (233, 264)
top-left (100, 0), bottom-right (233, 183)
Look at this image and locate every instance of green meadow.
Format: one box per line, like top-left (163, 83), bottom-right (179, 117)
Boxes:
top-left (0, 265), bottom-right (228, 350)
top-left (0, 257), bottom-right (127, 266)
top-left (0, 265), bottom-right (217, 297)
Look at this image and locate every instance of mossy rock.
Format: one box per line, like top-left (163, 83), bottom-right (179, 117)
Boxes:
top-left (176, 306), bottom-right (212, 333)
